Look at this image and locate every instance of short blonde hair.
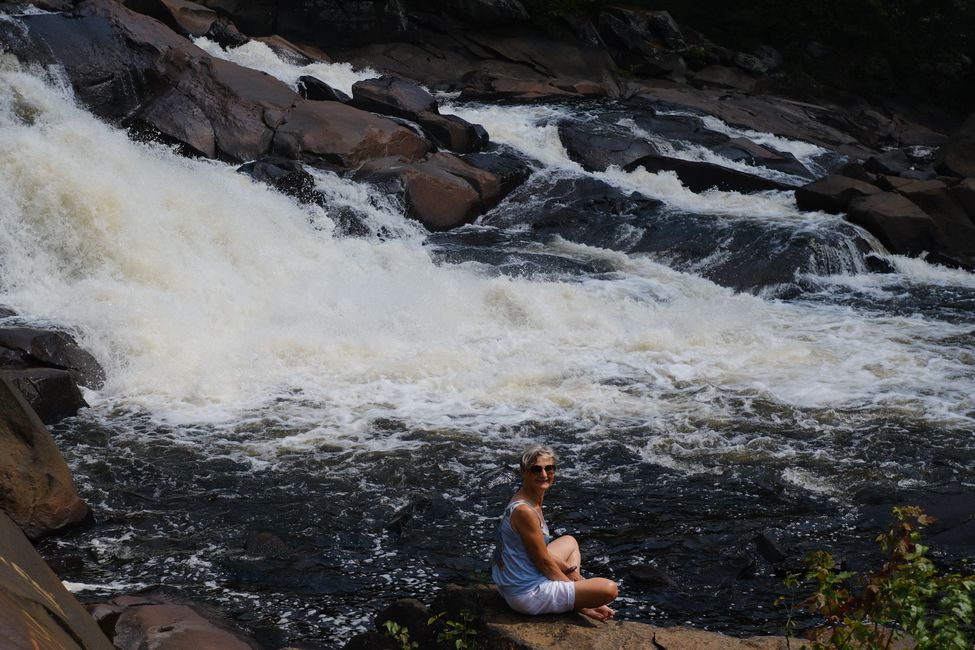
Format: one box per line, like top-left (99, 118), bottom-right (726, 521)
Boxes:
top-left (519, 444), bottom-right (558, 472)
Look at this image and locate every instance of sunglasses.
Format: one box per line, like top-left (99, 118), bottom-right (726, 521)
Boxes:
top-left (528, 464), bottom-right (557, 475)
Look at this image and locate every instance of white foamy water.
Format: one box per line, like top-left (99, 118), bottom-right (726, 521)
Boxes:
top-left (1, 60), bottom-right (973, 467)
top-left (193, 37), bottom-right (376, 95)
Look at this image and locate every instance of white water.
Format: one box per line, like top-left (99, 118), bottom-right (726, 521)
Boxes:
top-left (0, 53), bottom-right (973, 465)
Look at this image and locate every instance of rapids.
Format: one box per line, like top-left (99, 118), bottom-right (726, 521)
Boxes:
top-left (0, 39), bottom-right (973, 648)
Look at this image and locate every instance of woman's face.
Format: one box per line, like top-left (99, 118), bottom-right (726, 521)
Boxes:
top-left (522, 454), bottom-right (556, 491)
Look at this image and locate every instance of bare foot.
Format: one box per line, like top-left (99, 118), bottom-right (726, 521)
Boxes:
top-left (579, 606), bottom-right (615, 622)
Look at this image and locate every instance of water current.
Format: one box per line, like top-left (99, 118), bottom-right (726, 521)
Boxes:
top-left (0, 33), bottom-right (973, 648)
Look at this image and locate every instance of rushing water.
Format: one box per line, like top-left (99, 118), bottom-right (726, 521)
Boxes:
top-left (1, 33), bottom-right (974, 649)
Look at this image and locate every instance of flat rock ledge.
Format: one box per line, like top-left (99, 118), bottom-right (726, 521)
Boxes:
top-left (349, 584), bottom-right (807, 650)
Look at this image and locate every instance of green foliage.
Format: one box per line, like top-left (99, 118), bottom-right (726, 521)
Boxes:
top-left (780, 506), bottom-right (975, 649)
top-left (382, 619), bottom-right (419, 650)
top-left (428, 609), bottom-right (478, 650)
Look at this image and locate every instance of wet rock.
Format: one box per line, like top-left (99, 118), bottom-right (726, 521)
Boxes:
top-left (417, 111), bottom-right (489, 154)
top-left (625, 153), bottom-right (797, 193)
top-left (351, 75), bottom-right (437, 119)
top-left (795, 175), bottom-right (882, 213)
top-left (273, 100), bottom-right (431, 169)
top-left (356, 153), bottom-right (501, 230)
top-left (836, 161), bottom-right (875, 182)
top-left (0, 327), bottom-right (104, 389)
top-left (297, 76), bottom-right (351, 103)
top-left (874, 175), bottom-right (915, 192)
top-left (846, 192), bottom-right (938, 257)
top-left (558, 121), bottom-right (660, 172)
top-left (0, 376), bottom-right (91, 540)
top-left (629, 563), bottom-right (680, 589)
top-left (243, 530), bottom-right (292, 559)
top-left (1, 368), bottom-right (88, 425)
top-left (97, 595), bottom-right (262, 650)
top-left (0, 510), bottom-right (114, 650)
top-left (203, 17), bottom-right (248, 49)
top-left (935, 111), bottom-right (975, 178)
top-left (254, 34), bottom-right (330, 66)
top-left (237, 157), bottom-right (320, 204)
top-left (752, 531), bottom-right (788, 564)
top-left (714, 137), bottom-right (813, 179)
top-left (124, 0), bottom-right (219, 37)
top-left (462, 145), bottom-right (534, 198)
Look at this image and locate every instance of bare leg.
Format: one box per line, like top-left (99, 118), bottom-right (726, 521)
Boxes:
top-left (547, 536), bottom-right (582, 580)
top-left (573, 578), bottom-right (618, 621)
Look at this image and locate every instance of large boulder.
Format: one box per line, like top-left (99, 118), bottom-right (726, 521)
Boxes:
top-left (795, 175), bottom-right (883, 214)
top-left (91, 595), bottom-right (262, 650)
top-left (190, 0), bottom-right (277, 35)
top-left (351, 76), bottom-right (438, 120)
top-left (846, 193), bottom-right (939, 257)
top-left (0, 511), bottom-right (114, 650)
top-left (345, 585), bottom-right (804, 650)
top-left (0, 369), bottom-right (89, 425)
top-left (3, 2), bottom-right (432, 167)
top-left (123, 0), bottom-right (220, 36)
top-left (355, 153), bottom-right (501, 230)
top-left (558, 122), bottom-right (660, 172)
top-left (935, 111), bottom-right (975, 178)
top-left (0, 327), bottom-right (104, 390)
top-left (272, 100), bottom-right (431, 169)
top-left (0, 377), bottom-right (91, 540)
top-left (625, 154), bottom-right (797, 193)
top-left (951, 177), bottom-right (975, 219)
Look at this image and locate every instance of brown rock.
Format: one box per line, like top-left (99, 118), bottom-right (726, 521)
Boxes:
top-left (0, 511), bottom-right (114, 650)
top-left (1, 369), bottom-right (88, 425)
top-left (846, 193), bottom-right (938, 257)
top-left (111, 599), bottom-right (259, 650)
top-left (431, 585), bottom-right (804, 650)
top-left (351, 76), bottom-right (438, 120)
top-left (0, 377), bottom-right (90, 540)
top-left (417, 111), bottom-right (488, 153)
top-left (355, 153), bottom-right (502, 230)
top-left (795, 175), bottom-right (882, 214)
top-left (273, 100), bottom-right (431, 169)
top-left (253, 35), bottom-right (331, 66)
top-left (124, 0), bottom-right (219, 36)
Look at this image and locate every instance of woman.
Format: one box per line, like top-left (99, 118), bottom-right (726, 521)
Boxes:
top-left (492, 444), bottom-right (618, 621)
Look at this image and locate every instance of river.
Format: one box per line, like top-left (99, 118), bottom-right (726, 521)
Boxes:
top-left (1, 34), bottom-right (973, 648)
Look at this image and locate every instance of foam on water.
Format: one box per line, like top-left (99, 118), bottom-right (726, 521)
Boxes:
top-left (1, 63), bottom-right (974, 467)
top-left (192, 37), bottom-right (377, 95)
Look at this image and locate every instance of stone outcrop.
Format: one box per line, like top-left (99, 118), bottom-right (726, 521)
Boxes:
top-left (935, 111), bottom-right (975, 178)
top-left (795, 170), bottom-right (975, 269)
top-left (0, 511), bottom-right (114, 650)
top-left (90, 594), bottom-right (262, 650)
top-left (0, 1), bottom-right (434, 167)
top-left (1, 369), bottom-right (88, 425)
top-left (346, 585), bottom-right (806, 649)
top-left (0, 327), bottom-right (104, 390)
top-left (0, 377), bottom-right (91, 540)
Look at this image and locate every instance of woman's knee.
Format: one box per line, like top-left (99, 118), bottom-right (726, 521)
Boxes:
top-left (595, 577), bottom-right (618, 601)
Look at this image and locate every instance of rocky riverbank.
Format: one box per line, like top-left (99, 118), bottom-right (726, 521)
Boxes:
top-left (1, 1), bottom-right (974, 648)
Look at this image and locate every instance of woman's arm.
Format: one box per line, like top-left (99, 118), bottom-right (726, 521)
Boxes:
top-left (510, 506), bottom-right (571, 582)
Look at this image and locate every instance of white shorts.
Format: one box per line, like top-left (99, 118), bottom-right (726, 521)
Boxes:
top-left (502, 580), bottom-right (576, 615)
